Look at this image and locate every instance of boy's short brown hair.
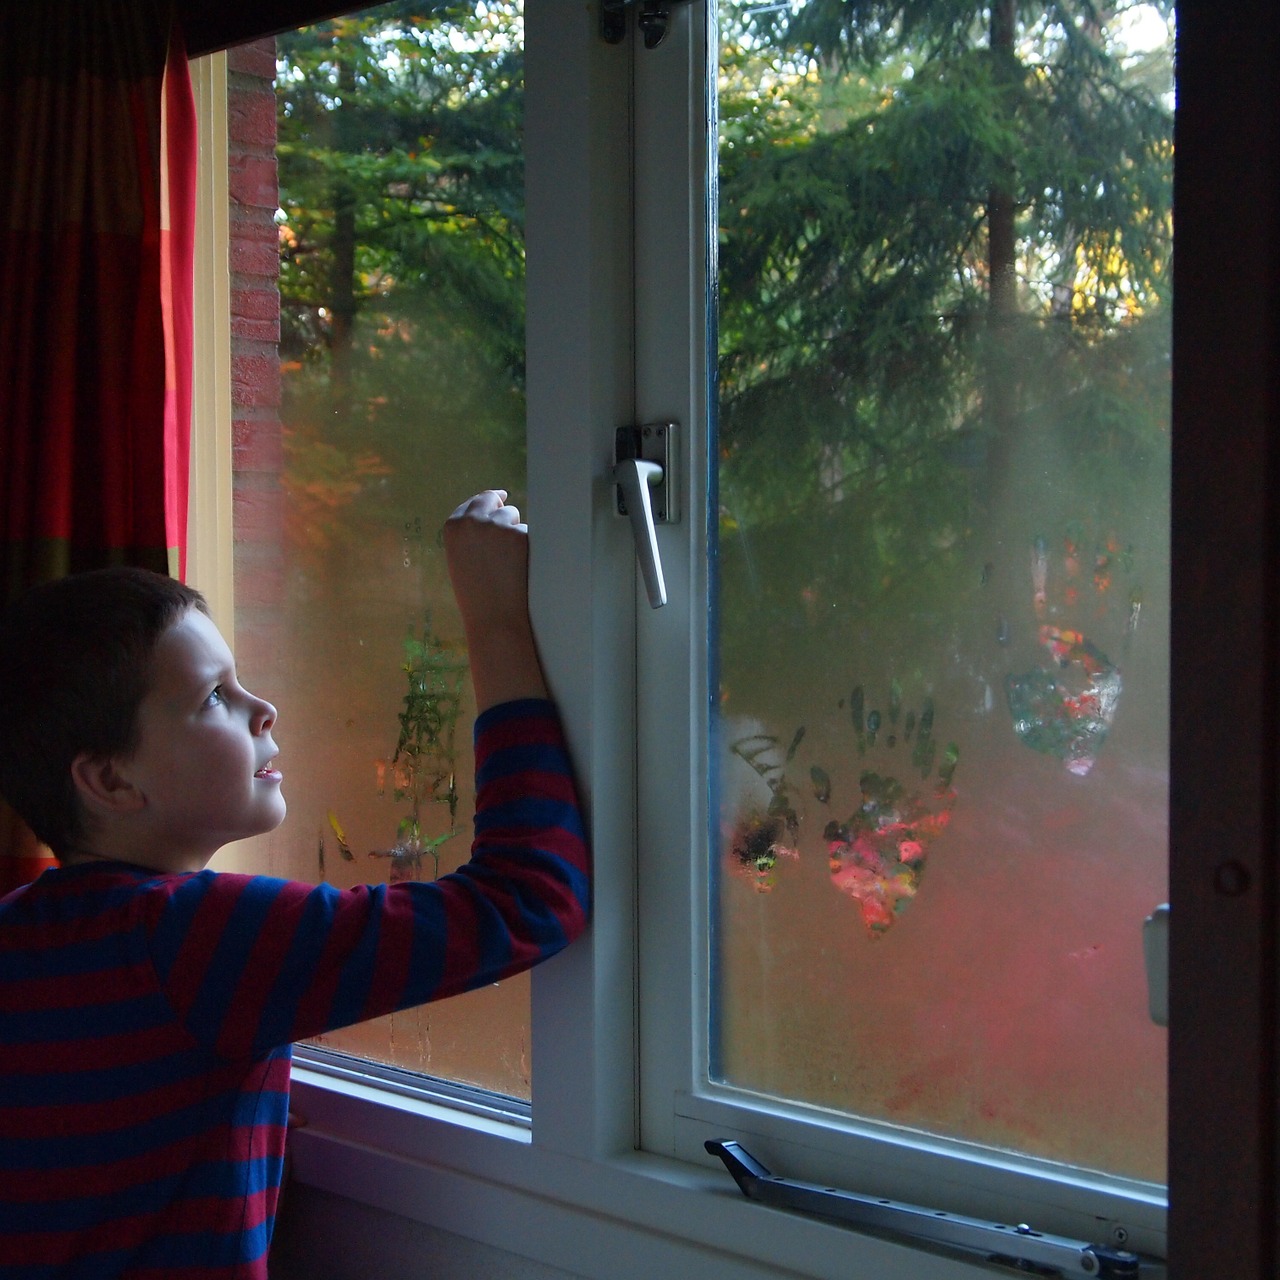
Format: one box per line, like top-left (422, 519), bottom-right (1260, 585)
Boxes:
top-left (0, 568), bottom-right (207, 858)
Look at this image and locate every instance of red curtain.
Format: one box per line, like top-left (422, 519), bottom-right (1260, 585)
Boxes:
top-left (0, 1), bottom-right (196, 892)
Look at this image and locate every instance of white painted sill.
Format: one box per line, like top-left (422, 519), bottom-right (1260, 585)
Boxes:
top-left (287, 1064), bottom-right (1015, 1280)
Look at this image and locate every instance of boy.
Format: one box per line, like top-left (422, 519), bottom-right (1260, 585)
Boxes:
top-left (0, 490), bottom-right (590, 1278)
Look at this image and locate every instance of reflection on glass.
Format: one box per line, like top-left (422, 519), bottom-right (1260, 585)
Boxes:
top-left (241, 2), bottom-right (530, 1096)
top-left (712, 1), bottom-right (1173, 1180)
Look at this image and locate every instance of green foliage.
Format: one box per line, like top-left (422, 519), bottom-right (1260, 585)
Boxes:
top-left (714, 0), bottom-right (1172, 682)
top-left (276, 2), bottom-right (526, 559)
top-left (274, 1), bottom-right (1173, 694)
top-left (383, 618), bottom-right (468, 877)
top-left (325, 617), bottom-right (467, 882)
top-left (393, 620), bottom-right (467, 814)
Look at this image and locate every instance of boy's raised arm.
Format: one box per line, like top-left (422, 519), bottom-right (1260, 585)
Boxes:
top-left (443, 489), bottom-right (549, 712)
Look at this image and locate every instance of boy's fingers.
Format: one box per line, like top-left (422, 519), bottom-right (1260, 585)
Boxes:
top-left (446, 491), bottom-right (528, 538)
top-left (448, 488), bottom-right (508, 520)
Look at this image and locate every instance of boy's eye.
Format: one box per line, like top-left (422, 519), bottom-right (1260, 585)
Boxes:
top-left (204, 685), bottom-right (228, 709)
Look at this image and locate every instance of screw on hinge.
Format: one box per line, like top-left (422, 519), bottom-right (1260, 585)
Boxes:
top-left (600, 0), bottom-right (686, 48)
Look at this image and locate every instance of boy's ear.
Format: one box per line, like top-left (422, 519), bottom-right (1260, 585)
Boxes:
top-left (70, 753), bottom-right (146, 816)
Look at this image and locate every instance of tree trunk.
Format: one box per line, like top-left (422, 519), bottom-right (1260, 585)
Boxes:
top-left (983, 0), bottom-right (1019, 501)
top-left (329, 185), bottom-right (357, 414)
top-left (327, 48), bottom-right (359, 418)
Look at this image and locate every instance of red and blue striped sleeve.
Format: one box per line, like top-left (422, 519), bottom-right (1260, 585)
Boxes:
top-left (143, 699), bottom-right (590, 1059)
top-left (0, 878), bottom-right (290, 1277)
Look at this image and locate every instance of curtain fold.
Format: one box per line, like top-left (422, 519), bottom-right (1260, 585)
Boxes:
top-left (162, 23), bottom-right (197, 582)
top-left (0, 1), bottom-right (196, 892)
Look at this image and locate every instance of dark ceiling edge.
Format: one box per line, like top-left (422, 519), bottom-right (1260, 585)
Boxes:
top-left (181, 2), bottom-right (356, 56)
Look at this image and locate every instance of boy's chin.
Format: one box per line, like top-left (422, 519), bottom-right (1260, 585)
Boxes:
top-left (243, 797), bottom-right (287, 841)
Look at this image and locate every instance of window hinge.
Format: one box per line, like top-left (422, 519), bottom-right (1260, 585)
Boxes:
top-left (600, 0), bottom-right (693, 49)
top-left (706, 1141), bottom-right (1162, 1279)
top-left (1143, 903), bottom-right (1169, 1027)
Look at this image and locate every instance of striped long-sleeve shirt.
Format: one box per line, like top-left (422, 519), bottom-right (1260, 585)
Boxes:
top-left (0, 699), bottom-right (589, 1279)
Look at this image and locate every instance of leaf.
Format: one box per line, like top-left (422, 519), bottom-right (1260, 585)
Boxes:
top-left (327, 810), bottom-right (355, 861)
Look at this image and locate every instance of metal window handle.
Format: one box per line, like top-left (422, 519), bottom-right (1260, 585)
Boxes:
top-left (613, 457), bottom-right (667, 608)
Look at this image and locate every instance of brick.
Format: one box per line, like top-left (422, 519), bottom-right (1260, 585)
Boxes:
top-left (232, 352), bottom-right (281, 410)
top-left (233, 484), bottom-right (285, 544)
top-left (227, 87), bottom-right (277, 152)
top-left (232, 283), bottom-right (280, 343)
top-left (229, 154), bottom-right (279, 211)
top-left (226, 33), bottom-right (286, 653)
top-left (232, 417), bottom-right (285, 473)
top-left (232, 285), bottom-right (281, 322)
top-left (231, 316), bottom-right (279, 344)
top-left (227, 38), bottom-right (277, 83)
top-left (229, 216), bottom-right (282, 285)
top-left (229, 237), bottom-right (281, 281)
top-left (229, 214), bottom-right (280, 246)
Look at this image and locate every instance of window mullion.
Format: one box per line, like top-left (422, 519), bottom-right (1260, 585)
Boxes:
top-left (632, 0), bottom-right (714, 1159)
top-left (524, 0), bottom-right (644, 1162)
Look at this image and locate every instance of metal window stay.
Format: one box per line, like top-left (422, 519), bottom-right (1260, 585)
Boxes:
top-left (707, 1141), bottom-right (1162, 1279)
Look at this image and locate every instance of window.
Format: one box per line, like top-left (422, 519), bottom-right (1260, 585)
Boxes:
top-left (225, 4), bottom-right (535, 1100)
top-left (636, 0), bottom-right (1167, 1257)
top-left (187, 0), bottom-right (1275, 1274)
top-left (644, 0), bottom-right (1172, 1226)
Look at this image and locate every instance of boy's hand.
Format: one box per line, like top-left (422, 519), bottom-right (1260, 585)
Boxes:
top-left (444, 489), bottom-right (529, 629)
top-left (444, 490), bottom-right (549, 711)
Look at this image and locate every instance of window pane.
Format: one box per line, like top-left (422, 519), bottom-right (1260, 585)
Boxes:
top-left (235, 2), bottom-right (530, 1097)
top-left (712, 1), bottom-right (1172, 1181)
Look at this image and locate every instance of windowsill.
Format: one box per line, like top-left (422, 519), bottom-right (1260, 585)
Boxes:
top-left (286, 1067), bottom-right (1026, 1279)
top-left (290, 1061), bottom-right (531, 1148)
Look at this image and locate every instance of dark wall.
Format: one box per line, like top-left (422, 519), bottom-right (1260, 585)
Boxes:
top-left (1169, 0), bottom-right (1280, 1274)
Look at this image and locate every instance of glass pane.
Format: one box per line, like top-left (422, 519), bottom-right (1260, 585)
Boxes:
top-left (234, 2), bottom-right (530, 1097)
top-left (712, 1), bottom-right (1173, 1181)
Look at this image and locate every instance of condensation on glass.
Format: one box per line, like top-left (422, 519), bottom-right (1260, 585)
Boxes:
top-left (236, 1), bottom-right (530, 1097)
top-left (711, 2), bottom-right (1173, 1181)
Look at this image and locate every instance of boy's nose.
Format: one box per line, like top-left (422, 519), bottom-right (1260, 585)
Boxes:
top-left (251, 697), bottom-right (277, 733)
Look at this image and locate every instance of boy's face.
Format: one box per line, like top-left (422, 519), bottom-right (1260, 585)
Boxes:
top-left (114, 607), bottom-right (285, 870)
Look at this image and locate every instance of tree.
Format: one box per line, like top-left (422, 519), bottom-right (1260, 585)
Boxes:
top-left (275, 2), bottom-right (526, 561)
top-left (715, 0), bottom-right (1173, 679)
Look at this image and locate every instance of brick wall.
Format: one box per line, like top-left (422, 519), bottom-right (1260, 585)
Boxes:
top-left (225, 39), bottom-right (284, 681)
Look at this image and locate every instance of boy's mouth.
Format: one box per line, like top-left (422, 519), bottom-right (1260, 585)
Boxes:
top-left (254, 758), bottom-right (281, 780)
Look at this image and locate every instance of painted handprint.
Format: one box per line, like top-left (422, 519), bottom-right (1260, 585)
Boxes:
top-left (827, 686), bottom-right (959, 936)
top-left (721, 688), bottom-right (959, 928)
top-left (1006, 530), bottom-right (1128, 776)
top-left (722, 727), bottom-right (802, 892)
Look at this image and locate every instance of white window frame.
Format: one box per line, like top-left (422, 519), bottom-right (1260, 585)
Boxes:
top-left (188, 50), bottom-right (235, 634)
top-left (182, 2), bottom-right (1278, 1274)
top-left (627, 0), bottom-right (1166, 1261)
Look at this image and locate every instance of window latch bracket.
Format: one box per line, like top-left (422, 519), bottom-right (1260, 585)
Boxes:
top-left (615, 424), bottom-right (677, 524)
top-left (706, 1140), bottom-right (1160, 1279)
